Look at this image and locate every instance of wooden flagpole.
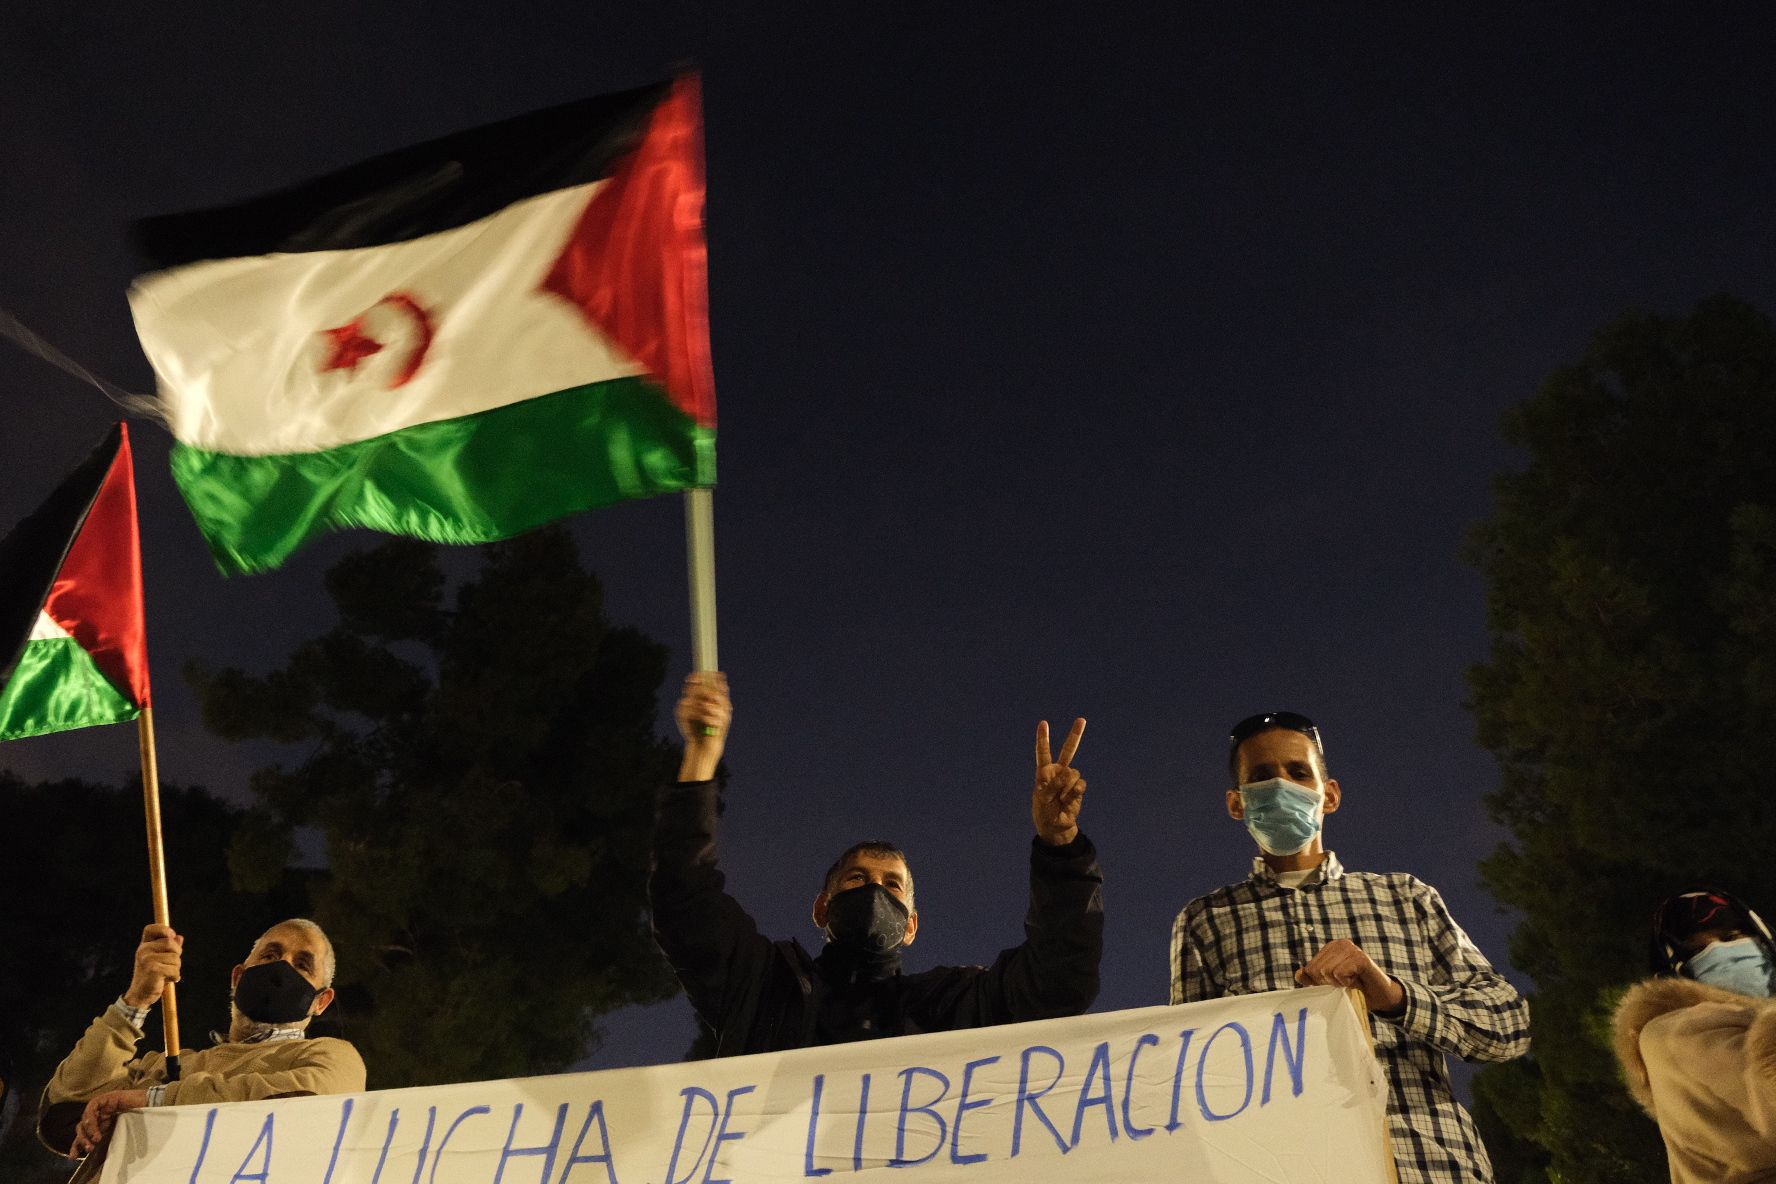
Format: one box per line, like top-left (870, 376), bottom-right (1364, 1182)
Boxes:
top-left (684, 488), bottom-right (719, 675)
top-left (136, 706), bottom-right (181, 1078)
top-left (1348, 988), bottom-right (1400, 1184)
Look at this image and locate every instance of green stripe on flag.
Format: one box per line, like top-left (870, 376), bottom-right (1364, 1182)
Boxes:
top-left (170, 376), bottom-right (717, 575)
top-left (0, 636), bottom-right (140, 740)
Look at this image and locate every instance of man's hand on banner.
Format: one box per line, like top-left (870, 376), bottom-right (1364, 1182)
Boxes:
top-left (676, 671), bottom-right (731, 782)
top-left (70, 1089), bottom-right (148, 1159)
top-left (1033, 718), bottom-right (1088, 846)
top-left (123, 924), bottom-right (183, 1010)
top-left (1296, 939), bottom-right (1406, 1015)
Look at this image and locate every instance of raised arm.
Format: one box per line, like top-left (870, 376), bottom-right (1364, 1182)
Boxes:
top-left (649, 673), bottom-right (774, 1035)
top-left (1031, 718), bottom-right (1087, 846)
top-left (46, 925), bottom-right (185, 1106)
top-left (922, 719), bottom-right (1104, 1027)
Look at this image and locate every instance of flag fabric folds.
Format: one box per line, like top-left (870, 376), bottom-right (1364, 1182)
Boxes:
top-left (0, 423), bottom-right (152, 740)
top-left (131, 75), bottom-right (716, 575)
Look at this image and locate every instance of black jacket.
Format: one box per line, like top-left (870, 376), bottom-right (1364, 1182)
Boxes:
top-left (649, 779), bottom-right (1105, 1056)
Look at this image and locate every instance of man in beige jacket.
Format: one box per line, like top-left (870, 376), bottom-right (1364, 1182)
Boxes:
top-left (44, 918), bottom-right (365, 1158)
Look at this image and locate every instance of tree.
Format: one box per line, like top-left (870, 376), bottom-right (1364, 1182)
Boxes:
top-left (0, 774), bottom-right (290, 1184)
top-left (192, 527), bottom-right (681, 1088)
top-left (1468, 295), bottom-right (1776, 1182)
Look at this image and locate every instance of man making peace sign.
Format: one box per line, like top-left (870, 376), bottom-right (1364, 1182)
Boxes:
top-left (649, 672), bottom-right (1104, 1055)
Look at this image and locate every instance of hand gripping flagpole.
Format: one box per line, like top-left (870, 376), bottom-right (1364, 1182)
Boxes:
top-left (136, 706), bottom-right (181, 1079)
top-left (684, 488), bottom-right (719, 677)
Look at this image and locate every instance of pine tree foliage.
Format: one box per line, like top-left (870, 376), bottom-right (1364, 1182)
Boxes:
top-left (192, 527), bottom-right (682, 1088)
top-left (1468, 296), bottom-right (1776, 1182)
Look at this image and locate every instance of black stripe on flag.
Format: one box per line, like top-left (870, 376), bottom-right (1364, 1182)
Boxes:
top-left (0, 425), bottom-right (122, 691)
top-left (134, 79), bottom-right (674, 270)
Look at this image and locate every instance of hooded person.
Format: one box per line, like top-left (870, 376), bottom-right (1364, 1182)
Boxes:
top-left (40, 918), bottom-right (366, 1161)
top-left (648, 672), bottom-right (1105, 1055)
top-left (1613, 888), bottom-right (1776, 1184)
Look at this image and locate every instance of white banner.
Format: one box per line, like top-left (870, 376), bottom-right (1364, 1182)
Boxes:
top-left (99, 987), bottom-right (1389, 1184)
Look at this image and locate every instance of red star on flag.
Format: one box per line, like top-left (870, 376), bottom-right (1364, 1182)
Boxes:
top-left (319, 317), bottom-right (384, 373)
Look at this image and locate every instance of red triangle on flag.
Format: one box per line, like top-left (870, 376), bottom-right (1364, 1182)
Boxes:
top-left (44, 424), bottom-right (152, 708)
top-left (542, 75), bottom-right (716, 429)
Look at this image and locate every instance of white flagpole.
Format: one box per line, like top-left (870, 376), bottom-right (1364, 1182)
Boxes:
top-left (684, 488), bottom-right (719, 674)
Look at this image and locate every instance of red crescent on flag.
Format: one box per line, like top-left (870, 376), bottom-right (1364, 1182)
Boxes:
top-left (375, 291), bottom-right (435, 388)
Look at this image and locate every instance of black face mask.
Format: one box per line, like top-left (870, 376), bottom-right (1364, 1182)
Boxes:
top-left (824, 883), bottom-right (911, 954)
top-left (234, 959), bottom-right (320, 1025)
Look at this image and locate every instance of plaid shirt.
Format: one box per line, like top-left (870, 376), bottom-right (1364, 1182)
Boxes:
top-left (1169, 853), bottom-right (1530, 1184)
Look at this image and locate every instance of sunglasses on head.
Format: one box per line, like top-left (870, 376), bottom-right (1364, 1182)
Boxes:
top-left (1228, 711), bottom-right (1324, 756)
top-left (1657, 891), bottom-right (1738, 943)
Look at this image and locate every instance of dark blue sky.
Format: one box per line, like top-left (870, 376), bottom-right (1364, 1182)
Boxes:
top-left (3, 4), bottom-right (1774, 1070)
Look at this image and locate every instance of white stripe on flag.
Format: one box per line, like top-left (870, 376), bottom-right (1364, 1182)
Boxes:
top-left (131, 182), bottom-right (645, 457)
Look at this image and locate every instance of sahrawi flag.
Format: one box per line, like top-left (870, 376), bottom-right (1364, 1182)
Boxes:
top-left (131, 75), bottom-right (715, 575)
top-left (0, 423), bottom-right (151, 740)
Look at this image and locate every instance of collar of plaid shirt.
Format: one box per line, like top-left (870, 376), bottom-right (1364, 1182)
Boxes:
top-left (211, 1021), bottom-right (309, 1045)
top-left (114, 996), bottom-right (313, 1048)
top-left (1248, 849), bottom-right (1345, 887)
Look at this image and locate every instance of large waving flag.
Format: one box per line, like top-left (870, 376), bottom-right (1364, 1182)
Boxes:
top-left (0, 423), bottom-right (151, 740)
top-left (131, 76), bottom-right (715, 575)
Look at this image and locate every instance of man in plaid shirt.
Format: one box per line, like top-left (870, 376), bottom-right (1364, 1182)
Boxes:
top-left (1170, 712), bottom-right (1530, 1184)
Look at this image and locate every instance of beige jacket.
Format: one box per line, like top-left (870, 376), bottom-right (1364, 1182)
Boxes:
top-left (46, 1006), bottom-right (365, 1107)
top-left (1613, 976), bottom-right (1776, 1184)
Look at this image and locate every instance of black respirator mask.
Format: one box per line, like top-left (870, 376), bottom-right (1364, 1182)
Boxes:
top-left (234, 959), bottom-right (320, 1025)
top-left (824, 883), bottom-right (911, 954)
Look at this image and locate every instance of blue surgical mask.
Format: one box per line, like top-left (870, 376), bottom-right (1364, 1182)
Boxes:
top-left (1686, 937), bottom-right (1776, 997)
top-left (1239, 778), bottom-right (1323, 856)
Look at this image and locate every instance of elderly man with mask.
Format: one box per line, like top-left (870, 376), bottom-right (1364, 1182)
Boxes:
top-left (1614, 889), bottom-right (1776, 1184)
top-left (650, 672), bottom-right (1104, 1055)
top-left (44, 917), bottom-right (365, 1159)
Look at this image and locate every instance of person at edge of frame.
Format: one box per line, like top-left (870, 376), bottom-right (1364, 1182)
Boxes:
top-left (1613, 887), bottom-right (1776, 1184)
top-left (41, 917), bottom-right (365, 1162)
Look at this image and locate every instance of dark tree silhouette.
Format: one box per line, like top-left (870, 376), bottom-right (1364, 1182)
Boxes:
top-left (1468, 296), bottom-right (1776, 1182)
top-left (192, 527), bottom-right (682, 1088)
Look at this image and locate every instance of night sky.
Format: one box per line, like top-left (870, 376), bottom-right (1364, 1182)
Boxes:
top-left (4, 4), bottom-right (1774, 1073)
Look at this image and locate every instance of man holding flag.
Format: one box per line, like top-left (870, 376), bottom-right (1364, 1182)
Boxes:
top-left (0, 425), bottom-right (366, 1168)
top-left (44, 918), bottom-right (364, 1159)
top-left (0, 422), bottom-right (198, 1081)
top-left (651, 672), bottom-right (1105, 1056)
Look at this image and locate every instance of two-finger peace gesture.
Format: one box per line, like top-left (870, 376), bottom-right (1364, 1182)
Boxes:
top-left (1033, 718), bottom-right (1087, 846)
